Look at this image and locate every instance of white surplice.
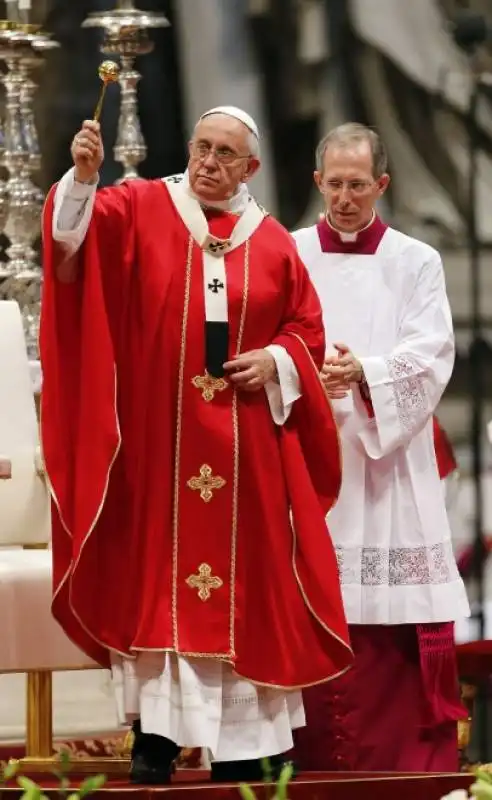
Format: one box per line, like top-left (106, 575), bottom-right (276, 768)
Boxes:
top-left (293, 221), bottom-right (469, 626)
top-left (50, 168), bottom-right (305, 762)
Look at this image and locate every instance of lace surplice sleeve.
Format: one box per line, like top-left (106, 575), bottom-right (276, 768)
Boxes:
top-left (355, 250), bottom-right (454, 459)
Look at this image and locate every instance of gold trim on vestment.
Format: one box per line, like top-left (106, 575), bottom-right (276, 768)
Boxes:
top-left (45, 233), bottom-right (350, 682)
top-left (229, 237), bottom-right (249, 654)
top-left (42, 190), bottom-right (128, 660)
top-left (45, 365), bottom-right (129, 660)
top-left (286, 334), bottom-right (352, 660)
top-left (290, 331), bottom-right (343, 510)
top-left (171, 235), bottom-right (194, 651)
top-left (170, 238), bottom-right (250, 660)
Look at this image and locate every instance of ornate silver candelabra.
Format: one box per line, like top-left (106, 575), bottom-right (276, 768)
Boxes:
top-left (82, 0), bottom-right (169, 183)
top-left (0, 23), bottom-right (57, 357)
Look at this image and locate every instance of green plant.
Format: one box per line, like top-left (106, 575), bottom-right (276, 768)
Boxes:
top-left (238, 759), bottom-right (294, 800)
top-left (441, 768), bottom-right (492, 800)
top-left (1, 750), bottom-right (106, 800)
top-left (471, 768), bottom-right (492, 800)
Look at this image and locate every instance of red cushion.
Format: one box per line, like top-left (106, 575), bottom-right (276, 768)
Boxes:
top-left (456, 640), bottom-right (492, 679)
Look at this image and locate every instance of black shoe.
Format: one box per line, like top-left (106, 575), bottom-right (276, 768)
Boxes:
top-left (129, 719), bottom-right (181, 785)
top-left (211, 755), bottom-right (297, 784)
top-left (130, 752), bottom-right (176, 785)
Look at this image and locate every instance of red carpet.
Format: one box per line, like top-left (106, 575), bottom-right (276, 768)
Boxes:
top-left (0, 737), bottom-right (474, 799)
top-left (1, 771), bottom-right (475, 800)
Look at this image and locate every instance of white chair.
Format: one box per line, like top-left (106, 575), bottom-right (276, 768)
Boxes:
top-left (0, 301), bottom-right (128, 773)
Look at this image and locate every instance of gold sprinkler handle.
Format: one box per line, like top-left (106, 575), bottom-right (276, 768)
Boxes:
top-left (94, 60), bottom-right (120, 122)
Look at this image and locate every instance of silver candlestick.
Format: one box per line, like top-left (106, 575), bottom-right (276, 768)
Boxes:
top-left (82, 1), bottom-right (169, 183)
top-left (0, 121), bottom-right (9, 258)
top-left (0, 24), bottom-right (14, 269)
top-left (0, 22), bottom-right (58, 357)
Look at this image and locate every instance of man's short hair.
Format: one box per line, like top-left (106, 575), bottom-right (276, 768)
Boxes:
top-left (315, 123), bottom-right (388, 178)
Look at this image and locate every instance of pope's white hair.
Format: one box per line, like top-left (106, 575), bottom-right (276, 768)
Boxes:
top-left (245, 130), bottom-right (260, 158)
top-left (193, 110), bottom-right (261, 159)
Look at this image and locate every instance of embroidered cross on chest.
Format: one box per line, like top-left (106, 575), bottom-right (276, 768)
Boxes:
top-left (192, 372), bottom-right (228, 402)
top-left (208, 278), bottom-right (224, 294)
top-left (208, 240), bottom-right (229, 254)
top-left (186, 563), bottom-right (223, 602)
top-left (187, 464), bottom-right (226, 502)
top-left (203, 233), bottom-right (231, 256)
top-left (167, 174), bottom-right (183, 184)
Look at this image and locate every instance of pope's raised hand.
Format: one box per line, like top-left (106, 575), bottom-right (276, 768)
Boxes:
top-left (71, 120), bottom-right (104, 184)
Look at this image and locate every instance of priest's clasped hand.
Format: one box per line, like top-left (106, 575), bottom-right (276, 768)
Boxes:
top-left (71, 120), bottom-right (104, 184)
top-left (321, 342), bottom-right (363, 398)
top-left (0, 457), bottom-right (11, 480)
top-left (224, 349), bottom-right (277, 392)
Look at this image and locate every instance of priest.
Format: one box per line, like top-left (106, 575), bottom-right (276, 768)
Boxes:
top-left (292, 122), bottom-right (469, 772)
top-left (40, 107), bottom-right (352, 784)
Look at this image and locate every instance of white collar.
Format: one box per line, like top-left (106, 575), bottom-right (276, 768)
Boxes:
top-left (163, 174), bottom-right (265, 255)
top-left (326, 210), bottom-right (376, 242)
top-left (181, 169), bottom-right (250, 215)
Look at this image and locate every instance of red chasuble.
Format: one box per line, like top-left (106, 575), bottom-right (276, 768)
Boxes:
top-left (40, 179), bottom-right (353, 688)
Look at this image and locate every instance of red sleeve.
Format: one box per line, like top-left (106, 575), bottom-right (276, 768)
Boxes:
top-left (275, 332), bottom-right (341, 516)
top-left (359, 377), bottom-right (375, 418)
top-left (269, 244), bottom-right (340, 513)
top-left (433, 415), bottom-right (457, 479)
top-left (272, 250), bottom-right (326, 370)
top-left (275, 333), bottom-right (351, 667)
top-left (40, 183), bottom-right (134, 665)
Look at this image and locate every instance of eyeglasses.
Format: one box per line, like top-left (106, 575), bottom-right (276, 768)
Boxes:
top-left (322, 180), bottom-right (374, 196)
top-left (191, 141), bottom-right (251, 166)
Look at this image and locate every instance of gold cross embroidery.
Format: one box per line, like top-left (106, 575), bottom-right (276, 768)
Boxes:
top-left (192, 372), bottom-right (228, 402)
top-left (187, 464), bottom-right (226, 503)
top-left (186, 563), bottom-right (223, 602)
top-left (203, 234), bottom-right (231, 255)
